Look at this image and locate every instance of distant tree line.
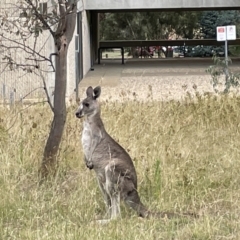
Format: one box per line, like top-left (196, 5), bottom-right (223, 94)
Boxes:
top-left (100, 10), bottom-right (240, 41)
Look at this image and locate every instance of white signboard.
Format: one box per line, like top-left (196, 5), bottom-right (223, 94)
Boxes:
top-left (217, 26), bottom-right (226, 41)
top-left (217, 25), bottom-right (236, 41)
top-left (226, 25), bottom-right (236, 40)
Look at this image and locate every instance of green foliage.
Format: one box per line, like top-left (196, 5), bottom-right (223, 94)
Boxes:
top-left (206, 55), bottom-right (240, 93)
top-left (199, 10), bottom-right (240, 39)
top-left (100, 10), bottom-right (240, 42)
top-left (229, 45), bottom-right (240, 56)
top-left (175, 11), bottom-right (202, 39)
top-left (100, 11), bottom-right (201, 40)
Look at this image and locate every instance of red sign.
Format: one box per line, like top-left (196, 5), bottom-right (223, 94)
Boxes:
top-left (217, 26), bottom-right (226, 41)
top-left (218, 27), bottom-right (225, 33)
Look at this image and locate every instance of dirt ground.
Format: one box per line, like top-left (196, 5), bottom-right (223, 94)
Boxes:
top-left (78, 58), bottom-right (240, 102)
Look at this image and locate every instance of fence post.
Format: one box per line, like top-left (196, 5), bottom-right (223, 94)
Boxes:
top-left (19, 94), bottom-right (23, 105)
top-left (3, 84), bottom-right (6, 104)
top-left (10, 91), bottom-right (14, 107)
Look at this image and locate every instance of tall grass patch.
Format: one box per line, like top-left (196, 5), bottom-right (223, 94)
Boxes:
top-left (0, 94), bottom-right (240, 239)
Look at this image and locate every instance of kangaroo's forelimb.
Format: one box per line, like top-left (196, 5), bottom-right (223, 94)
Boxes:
top-left (86, 130), bottom-right (102, 169)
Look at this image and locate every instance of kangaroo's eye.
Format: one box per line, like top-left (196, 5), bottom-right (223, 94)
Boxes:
top-left (84, 103), bottom-right (89, 107)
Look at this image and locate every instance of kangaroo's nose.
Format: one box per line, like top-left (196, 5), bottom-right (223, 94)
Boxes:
top-left (76, 111), bottom-right (83, 118)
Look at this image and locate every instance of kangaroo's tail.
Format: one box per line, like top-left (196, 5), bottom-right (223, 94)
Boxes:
top-left (137, 202), bottom-right (198, 219)
top-left (124, 188), bottom-right (198, 219)
top-left (144, 210), bottom-right (199, 219)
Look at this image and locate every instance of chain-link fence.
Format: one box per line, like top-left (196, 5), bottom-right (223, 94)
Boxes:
top-left (0, 0), bottom-right (51, 105)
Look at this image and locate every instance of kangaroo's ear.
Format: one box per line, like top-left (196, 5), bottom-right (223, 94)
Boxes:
top-left (86, 86), bottom-right (93, 97)
top-left (93, 86), bottom-right (101, 99)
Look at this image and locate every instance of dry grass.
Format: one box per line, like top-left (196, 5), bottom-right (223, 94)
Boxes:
top-left (0, 92), bottom-right (240, 239)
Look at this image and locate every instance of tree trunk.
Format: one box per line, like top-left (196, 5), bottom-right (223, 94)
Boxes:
top-left (39, 38), bottom-right (68, 180)
top-left (39, 3), bottom-right (77, 180)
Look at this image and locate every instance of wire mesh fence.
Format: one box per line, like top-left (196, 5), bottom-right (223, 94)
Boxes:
top-left (0, 0), bottom-right (52, 105)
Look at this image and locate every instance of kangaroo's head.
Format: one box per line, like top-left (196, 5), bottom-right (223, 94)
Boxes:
top-left (75, 86), bottom-right (101, 118)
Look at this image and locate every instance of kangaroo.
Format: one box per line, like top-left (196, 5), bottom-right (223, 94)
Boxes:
top-left (75, 86), bottom-right (196, 223)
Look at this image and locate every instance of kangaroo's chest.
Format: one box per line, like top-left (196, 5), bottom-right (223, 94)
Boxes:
top-left (81, 121), bottom-right (92, 158)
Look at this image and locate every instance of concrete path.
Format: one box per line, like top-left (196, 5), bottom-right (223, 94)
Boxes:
top-left (78, 58), bottom-right (240, 101)
top-left (79, 58), bottom-right (239, 87)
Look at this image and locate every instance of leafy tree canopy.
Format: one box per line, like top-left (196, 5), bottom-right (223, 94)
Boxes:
top-left (100, 11), bottom-right (240, 41)
top-left (199, 10), bottom-right (240, 39)
top-left (100, 11), bottom-right (201, 41)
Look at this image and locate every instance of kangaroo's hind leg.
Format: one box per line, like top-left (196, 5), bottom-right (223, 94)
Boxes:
top-left (105, 162), bottom-right (121, 220)
top-left (96, 177), bottom-right (111, 218)
top-left (121, 177), bottom-right (149, 218)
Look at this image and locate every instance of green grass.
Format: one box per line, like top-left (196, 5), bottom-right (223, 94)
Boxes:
top-left (0, 93), bottom-right (240, 239)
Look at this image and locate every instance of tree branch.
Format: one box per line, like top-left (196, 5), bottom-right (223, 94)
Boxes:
top-left (55, 0), bottom-right (66, 37)
top-left (49, 53), bottom-right (58, 72)
top-left (38, 70), bottom-right (54, 112)
top-left (0, 34), bottom-right (51, 63)
top-left (55, 1), bottom-right (77, 37)
top-left (24, 0), bottom-right (55, 38)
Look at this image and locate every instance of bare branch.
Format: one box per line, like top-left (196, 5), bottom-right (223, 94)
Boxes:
top-left (38, 70), bottom-right (54, 112)
top-left (49, 53), bottom-right (58, 72)
top-left (0, 63), bottom-right (9, 77)
top-left (38, 33), bottom-right (51, 54)
top-left (16, 63), bottom-right (39, 69)
top-left (5, 98), bottom-right (49, 132)
top-left (0, 34), bottom-right (51, 64)
top-left (19, 87), bottom-right (44, 101)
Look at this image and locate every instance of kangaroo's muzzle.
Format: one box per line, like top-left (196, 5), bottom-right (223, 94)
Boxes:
top-left (75, 111), bottom-right (84, 118)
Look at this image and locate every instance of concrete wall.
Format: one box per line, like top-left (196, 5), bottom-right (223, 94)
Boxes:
top-left (82, 11), bottom-right (91, 77)
top-left (85, 0), bottom-right (240, 10)
top-left (66, 2), bottom-right (92, 101)
top-left (66, 25), bottom-right (77, 100)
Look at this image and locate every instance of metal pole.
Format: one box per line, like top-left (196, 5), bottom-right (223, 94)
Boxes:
top-left (10, 91), bottom-right (14, 107)
top-left (225, 40), bottom-right (228, 68)
top-left (75, 34), bottom-right (79, 102)
top-left (98, 48), bottom-right (101, 64)
top-left (121, 47), bottom-right (124, 64)
top-left (3, 84), bottom-right (6, 100)
top-left (225, 38), bottom-right (229, 81)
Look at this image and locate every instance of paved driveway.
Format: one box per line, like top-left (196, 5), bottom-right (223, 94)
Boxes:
top-left (78, 58), bottom-right (240, 101)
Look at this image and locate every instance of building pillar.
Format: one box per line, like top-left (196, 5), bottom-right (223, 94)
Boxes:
top-left (91, 11), bottom-right (99, 64)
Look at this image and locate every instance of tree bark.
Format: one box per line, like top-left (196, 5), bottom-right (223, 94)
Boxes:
top-left (39, 3), bottom-right (77, 180)
top-left (39, 38), bottom-right (68, 179)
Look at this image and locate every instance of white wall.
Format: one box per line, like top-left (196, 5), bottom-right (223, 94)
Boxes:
top-left (66, 3), bottom-right (91, 100)
top-left (82, 10), bottom-right (91, 77)
top-left (66, 0), bottom-right (86, 100)
top-left (66, 25), bottom-right (77, 99)
top-left (85, 0), bottom-right (240, 10)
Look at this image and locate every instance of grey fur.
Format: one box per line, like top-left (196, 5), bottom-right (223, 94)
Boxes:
top-left (75, 86), bottom-right (198, 223)
top-left (75, 86), bottom-right (148, 221)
